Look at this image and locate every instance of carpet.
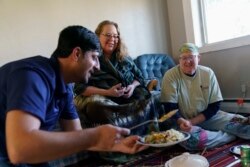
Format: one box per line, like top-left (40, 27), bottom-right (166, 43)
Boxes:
top-left (203, 139), bottom-right (248, 167)
top-left (67, 138), bottom-right (249, 167)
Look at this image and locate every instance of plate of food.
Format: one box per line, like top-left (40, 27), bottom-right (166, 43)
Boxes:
top-left (137, 129), bottom-right (190, 147)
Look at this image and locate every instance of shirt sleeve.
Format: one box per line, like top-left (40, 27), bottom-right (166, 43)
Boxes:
top-left (208, 70), bottom-right (223, 103)
top-left (162, 102), bottom-right (181, 120)
top-left (6, 68), bottom-right (51, 122)
top-left (160, 69), bottom-right (178, 103)
top-left (127, 57), bottom-right (145, 85)
top-left (202, 101), bottom-right (221, 120)
top-left (132, 64), bottom-right (144, 84)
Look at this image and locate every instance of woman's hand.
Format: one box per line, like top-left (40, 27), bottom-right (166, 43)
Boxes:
top-left (122, 84), bottom-right (135, 98)
top-left (109, 83), bottom-right (125, 97)
top-left (122, 80), bottom-right (140, 98)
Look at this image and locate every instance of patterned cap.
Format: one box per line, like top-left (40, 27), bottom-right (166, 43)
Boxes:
top-left (179, 43), bottom-right (199, 55)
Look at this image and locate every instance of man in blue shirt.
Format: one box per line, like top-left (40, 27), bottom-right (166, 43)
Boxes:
top-left (0, 25), bottom-right (146, 167)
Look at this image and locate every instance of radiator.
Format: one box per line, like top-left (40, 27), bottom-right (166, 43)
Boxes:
top-left (221, 99), bottom-right (250, 114)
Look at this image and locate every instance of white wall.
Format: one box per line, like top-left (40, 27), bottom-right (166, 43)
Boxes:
top-left (3, 0), bottom-right (247, 99)
top-left (0, 0), bottom-right (170, 66)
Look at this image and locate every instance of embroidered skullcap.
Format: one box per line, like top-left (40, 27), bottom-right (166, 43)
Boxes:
top-left (179, 43), bottom-right (199, 55)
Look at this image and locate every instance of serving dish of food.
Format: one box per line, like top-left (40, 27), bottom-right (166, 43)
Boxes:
top-left (137, 129), bottom-right (190, 147)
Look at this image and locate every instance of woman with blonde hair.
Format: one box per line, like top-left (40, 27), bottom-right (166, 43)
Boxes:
top-left (74, 20), bottom-right (154, 134)
top-left (95, 20), bottom-right (128, 62)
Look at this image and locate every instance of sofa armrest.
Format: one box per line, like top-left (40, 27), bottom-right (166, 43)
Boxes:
top-left (147, 79), bottom-right (158, 91)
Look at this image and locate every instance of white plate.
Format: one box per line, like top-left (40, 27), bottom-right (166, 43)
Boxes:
top-left (137, 131), bottom-right (190, 147)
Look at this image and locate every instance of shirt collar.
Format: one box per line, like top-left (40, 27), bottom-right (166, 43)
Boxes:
top-left (49, 56), bottom-right (68, 95)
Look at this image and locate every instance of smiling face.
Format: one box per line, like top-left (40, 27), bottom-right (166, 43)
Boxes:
top-left (98, 24), bottom-right (119, 57)
top-left (76, 49), bottom-right (100, 83)
top-left (179, 52), bottom-right (200, 75)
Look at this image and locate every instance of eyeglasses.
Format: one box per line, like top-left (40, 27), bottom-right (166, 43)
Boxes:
top-left (179, 55), bottom-right (197, 61)
top-left (101, 33), bottom-right (119, 40)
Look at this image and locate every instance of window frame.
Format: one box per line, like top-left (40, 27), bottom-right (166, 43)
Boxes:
top-left (183, 0), bottom-right (250, 53)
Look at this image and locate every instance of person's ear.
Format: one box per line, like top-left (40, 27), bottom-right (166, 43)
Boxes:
top-left (197, 54), bottom-right (201, 62)
top-left (72, 47), bottom-right (82, 61)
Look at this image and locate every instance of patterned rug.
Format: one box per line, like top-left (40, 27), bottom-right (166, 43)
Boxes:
top-left (203, 139), bottom-right (248, 167)
top-left (67, 138), bottom-right (249, 167)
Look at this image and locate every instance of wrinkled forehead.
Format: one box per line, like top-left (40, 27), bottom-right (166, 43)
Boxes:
top-left (180, 51), bottom-right (198, 57)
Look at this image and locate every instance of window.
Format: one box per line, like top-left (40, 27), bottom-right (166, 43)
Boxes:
top-left (201, 0), bottom-right (250, 43)
top-left (183, 0), bottom-right (250, 53)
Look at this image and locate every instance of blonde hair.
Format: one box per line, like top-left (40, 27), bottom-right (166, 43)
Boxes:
top-left (95, 20), bottom-right (128, 61)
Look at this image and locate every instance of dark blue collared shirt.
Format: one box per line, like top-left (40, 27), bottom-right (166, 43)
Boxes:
top-left (0, 56), bottom-right (78, 166)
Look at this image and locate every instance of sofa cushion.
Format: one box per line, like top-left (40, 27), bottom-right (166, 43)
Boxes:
top-left (134, 54), bottom-right (175, 91)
